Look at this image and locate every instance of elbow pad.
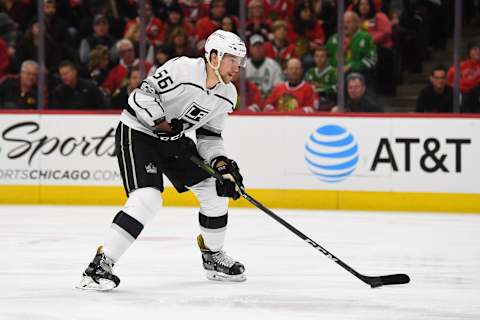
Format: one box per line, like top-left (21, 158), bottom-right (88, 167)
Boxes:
top-left (128, 90), bottom-right (165, 127)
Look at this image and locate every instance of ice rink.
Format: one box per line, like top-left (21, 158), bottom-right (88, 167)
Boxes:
top-left (1, 205), bottom-right (479, 320)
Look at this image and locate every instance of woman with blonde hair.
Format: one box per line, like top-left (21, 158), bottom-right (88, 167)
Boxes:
top-left (124, 23), bottom-right (154, 64)
top-left (88, 45), bottom-right (111, 86)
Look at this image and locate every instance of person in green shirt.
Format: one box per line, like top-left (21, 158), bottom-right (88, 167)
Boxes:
top-left (325, 11), bottom-right (377, 83)
top-left (304, 47), bottom-right (337, 110)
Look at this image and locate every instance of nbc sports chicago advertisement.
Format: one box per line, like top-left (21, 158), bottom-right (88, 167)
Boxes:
top-left (0, 113), bottom-right (479, 211)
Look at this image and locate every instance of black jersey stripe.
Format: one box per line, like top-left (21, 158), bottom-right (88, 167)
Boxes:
top-left (199, 212), bottom-right (228, 229)
top-left (119, 123), bottom-right (132, 193)
top-left (133, 92), bottom-right (153, 117)
top-left (113, 211), bottom-right (144, 239)
top-left (214, 94), bottom-right (234, 107)
top-left (156, 82), bottom-right (205, 95)
top-left (184, 82), bottom-right (205, 91)
top-left (196, 127), bottom-right (222, 138)
top-left (154, 97), bottom-right (165, 113)
top-left (116, 125), bottom-right (130, 194)
top-left (125, 103), bottom-right (136, 117)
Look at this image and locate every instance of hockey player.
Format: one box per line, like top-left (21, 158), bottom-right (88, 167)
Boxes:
top-left (77, 30), bottom-right (248, 291)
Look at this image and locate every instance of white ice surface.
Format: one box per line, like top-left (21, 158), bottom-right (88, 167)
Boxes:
top-left (1, 205), bottom-right (479, 320)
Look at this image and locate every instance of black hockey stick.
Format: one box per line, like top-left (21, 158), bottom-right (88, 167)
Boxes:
top-left (189, 154), bottom-right (410, 288)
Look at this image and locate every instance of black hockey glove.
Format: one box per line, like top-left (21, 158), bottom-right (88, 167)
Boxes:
top-left (211, 156), bottom-right (244, 200)
top-left (153, 118), bottom-right (184, 141)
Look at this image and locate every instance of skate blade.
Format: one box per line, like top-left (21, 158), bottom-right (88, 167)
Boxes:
top-left (75, 276), bottom-right (116, 291)
top-left (206, 270), bottom-right (246, 282)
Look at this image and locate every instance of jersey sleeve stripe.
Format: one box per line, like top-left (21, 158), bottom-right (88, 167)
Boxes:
top-left (156, 82), bottom-right (204, 94)
top-left (214, 94), bottom-right (234, 107)
top-left (201, 124), bottom-right (222, 134)
top-left (196, 127), bottom-right (222, 139)
top-left (133, 92), bottom-right (153, 117)
top-left (154, 98), bottom-right (165, 113)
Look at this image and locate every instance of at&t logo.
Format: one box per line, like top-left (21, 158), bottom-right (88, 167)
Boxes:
top-left (304, 124), bottom-right (359, 183)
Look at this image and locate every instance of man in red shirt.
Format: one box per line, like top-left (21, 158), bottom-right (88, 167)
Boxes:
top-left (196, 0), bottom-right (226, 43)
top-left (447, 41), bottom-right (480, 93)
top-left (264, 57), bottom-right (317, 112)
top-left (102, 39), bottom-right (151, 94)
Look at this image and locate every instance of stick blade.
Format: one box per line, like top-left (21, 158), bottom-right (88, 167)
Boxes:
top-left (362, 274), bottom-right (410, 288)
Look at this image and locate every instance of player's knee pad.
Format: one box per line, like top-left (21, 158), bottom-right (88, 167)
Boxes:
top-left (191, 178), bottom-right (228, 217)
top-left (123, 187), bottom-right (163, 225)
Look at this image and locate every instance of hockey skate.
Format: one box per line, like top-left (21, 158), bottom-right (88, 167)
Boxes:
top-left (76, 246), bottom-right (120, 291)
top-left (197, 235), bottom-right (246, 282)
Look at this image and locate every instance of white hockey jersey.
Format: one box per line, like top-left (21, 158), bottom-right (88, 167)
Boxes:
top-left (120, 56), bottom-right (237, 162)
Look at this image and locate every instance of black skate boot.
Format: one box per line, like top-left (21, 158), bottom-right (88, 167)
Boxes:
top-left (197, 235), bottom-right (246, 282)
top-left (76, 246), bottom-right (120, 291)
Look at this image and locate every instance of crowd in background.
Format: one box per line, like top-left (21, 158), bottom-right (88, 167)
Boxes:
top-left (0, 0), bottom-right (479, 113)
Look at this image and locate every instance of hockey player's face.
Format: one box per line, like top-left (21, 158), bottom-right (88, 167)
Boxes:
top-left (219, 54), bottom-right (242, 83)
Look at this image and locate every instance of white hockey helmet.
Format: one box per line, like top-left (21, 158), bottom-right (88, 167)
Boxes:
top-left (204, 30), bottom-right (247, 83)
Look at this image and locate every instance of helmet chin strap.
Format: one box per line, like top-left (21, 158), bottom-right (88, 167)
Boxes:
top-left (207, 54), bottom-right (227, 85)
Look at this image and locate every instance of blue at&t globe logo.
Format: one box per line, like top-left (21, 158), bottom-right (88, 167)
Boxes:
top-left (304, 124), bottom-right (359, 183)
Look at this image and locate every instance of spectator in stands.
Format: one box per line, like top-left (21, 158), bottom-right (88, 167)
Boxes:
top-left (43, 0), bottom-right (73, 60)
top-left (125, 23), bottom-right (155, 64)
top-left (0, 0), bottom-right (34, 31)
top-left (50, 60), bottom-right (105, 110)
top-left (79, 14), bottom-right (117, 66)
top-left (245, 34), bottom-right (283, 99)
top-left (312, 0), bottom-right (337, 38)
top-left (416, 66), bottom-right (453, 113)
top-left (196, 0), bottom-right (226, 45)
top-left (264, 20), bottom-right (297, 69)
top-left (167, 26), bottom-right (196, 58)
top-left (264, 58), bottom-right (317, 113)
top-left (102, 39), bottom-right (152, 95)
top-left (76, 1), bottom-right (124, 42)
top-left (326, 11), bottom-right (377, 85)
top-left (156, 0), bottom-right (183, 21)
top-left (180, 0), bottom-right (209, 24)
top-left (110, 66), bottom-right (142, 109)
top-left (353, 0), bottom-right (395, 96)
top-left (221, 15), bottom-right (237, 34)
top-left (447, 41), bottom-right (480, 94)
top-left (159, 3), bottom-right (195, 44)
top-left (462, 85), bottom-right (480, 113)
top-left (261, 0), bottom-right (293, 21)
top-left (246, 0), bottom-right (271, 42)
top-left (332, 73), bottom-right (381, 112)
top-left (419, 0), bottom-right (448, 51)
top-left (304, 47), bottom-right (337, 111)
top-left (231, 70), bottom-right (263, 112)
top-left (0, 12), bottom-right (20, 73)
top-left (87, 45), bottom-right (111, 87)
top-left (147, 44), bottom-right (174, 76)
top-left (124, 1), bottom-right (164, 47)
top-left (287, 0), bottom-right (326, 61)
top-left (14, 20), bottom-right (61, 74)
top-left (0, 60), bottom-right (40, 109)
top-left (0, 36), bottom-right (11, 81)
